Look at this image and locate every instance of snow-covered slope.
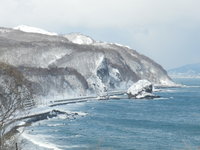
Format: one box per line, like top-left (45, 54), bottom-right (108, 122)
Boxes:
top-left (14, 25), bottom-right (58, 36)
top-left (64, 33), bottom-right (94, 45)
top-left (0, 26), bottom-right (174, 101)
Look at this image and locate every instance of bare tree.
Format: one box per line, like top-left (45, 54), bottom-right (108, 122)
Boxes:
top-left (0, 63), bottom-right (34, 150)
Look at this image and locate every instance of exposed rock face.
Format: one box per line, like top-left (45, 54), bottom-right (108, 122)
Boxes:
top-left (0, 26), bottom-right (174, 101)
top-left (127, 80), bottom-right (158, 99)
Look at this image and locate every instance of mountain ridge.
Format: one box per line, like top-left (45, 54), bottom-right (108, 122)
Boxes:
top-left (0, 26), bottom-right (175, 102)
top-left (168, 63), bottom-right (200, 78)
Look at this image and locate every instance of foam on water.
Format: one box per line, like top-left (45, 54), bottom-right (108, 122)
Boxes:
top-left (46, 123), bottom-right (65, 127)
top-left (61, 145), bottom-right (88, 149)
top-left (154, 97), bottom-right (171, 100)
top-left (22, 132), bottom-right (62, 150)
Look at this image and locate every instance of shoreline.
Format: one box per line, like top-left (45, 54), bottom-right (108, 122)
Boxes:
top-left (20, 133), bottom-right (61, 150)
top-left (6, 107), bottom-right (84, 150)
top-left (7, 85), bottom-right (175, 149)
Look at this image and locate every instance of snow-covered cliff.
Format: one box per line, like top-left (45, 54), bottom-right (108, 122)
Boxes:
top-left (0, 26), bottom-right (174, 101)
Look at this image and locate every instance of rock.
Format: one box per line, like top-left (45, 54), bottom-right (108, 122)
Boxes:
top-left (127, 80), bottom-right (159, 99)
top-left (127, 80), bottom-right (152, 96)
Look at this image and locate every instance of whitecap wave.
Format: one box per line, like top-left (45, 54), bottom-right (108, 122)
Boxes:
top-left (46, 123), bottom-right (65, 127)
top-left (61, 144), bottom-right (88, 149)
top-left (154, 97), bottom-right (170, 100)
top-left (55, 135), bottom-right (82, 139)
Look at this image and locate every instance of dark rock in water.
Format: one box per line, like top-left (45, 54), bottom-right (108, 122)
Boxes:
top-left (26, 109), bottom-right (79, 123)
top-left (138, 94), bottom-right (160, 99)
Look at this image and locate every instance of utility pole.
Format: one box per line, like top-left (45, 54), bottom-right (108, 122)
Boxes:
top-left (16, 143), bottom-right (18, 150)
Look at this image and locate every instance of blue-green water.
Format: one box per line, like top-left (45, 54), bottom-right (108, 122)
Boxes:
top-left (25, 78), bottom-right (200, 150)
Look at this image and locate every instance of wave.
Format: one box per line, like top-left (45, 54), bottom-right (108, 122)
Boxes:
top-left (22, 132), bottom-right (62, 150)
top-left (61, 145), bottom-right (88, 149)
top-left (22, 131), bottom-right (87, 150)
top-left (46, 123), bottom-right (65, 127)
top-left (154, 97), bottom-right (171, 100)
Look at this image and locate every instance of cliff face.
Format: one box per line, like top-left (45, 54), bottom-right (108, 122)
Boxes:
top-left (0, 26), bottom-right (174, 100)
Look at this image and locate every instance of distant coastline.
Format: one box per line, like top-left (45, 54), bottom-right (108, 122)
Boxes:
top-left (169, 75), bottom-right (200, 79)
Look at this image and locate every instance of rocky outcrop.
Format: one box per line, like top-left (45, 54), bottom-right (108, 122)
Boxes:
top-left (127, 80), bottom-right (159, 99)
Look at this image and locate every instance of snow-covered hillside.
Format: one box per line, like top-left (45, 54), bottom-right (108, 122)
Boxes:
top-left (0, 26), bottom-right (175, 101)
top-left (64, 33), bottom-right (94, 45)
top-left (14, 25), bottom-right (58, 36)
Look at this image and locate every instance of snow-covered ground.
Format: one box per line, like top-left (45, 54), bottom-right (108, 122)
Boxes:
top-left (64, 33), bottom-right (94, 45)
top-left (13, 25), bottom-right (58, 36)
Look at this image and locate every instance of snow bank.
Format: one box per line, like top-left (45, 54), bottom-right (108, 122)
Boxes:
top-left (13, 25), bottom-right (58, 36)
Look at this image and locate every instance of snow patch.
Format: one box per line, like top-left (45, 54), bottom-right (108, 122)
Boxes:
top-left (113, 43), bottom-right (131, 49)
top-left (88, 75), bottom-right (106, 95)
top-left (95, 55), bottom-right (105, 68)
top-left (18, 121), bottom-right (26, 126)
top-left (13, 25), bottom-right (58, 36)
top-left (93, 42), bottom-right (113, 49)
top-left (110, 68), bottom-right (121, 81)
top-left (158, 78), bottom-right (181, 87)
top-left (64, 33), bottom-right (94, 45)
top-left (0, 28), bottom-right (10, 33)
top-left (93, 42), bottom-right (131, 49)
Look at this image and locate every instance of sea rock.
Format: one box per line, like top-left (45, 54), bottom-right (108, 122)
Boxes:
top-left (127, 80), bottom-right (159, 99)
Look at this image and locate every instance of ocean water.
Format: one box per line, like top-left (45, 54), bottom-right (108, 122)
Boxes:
top-left (23, 78), bottom-right (200, 150)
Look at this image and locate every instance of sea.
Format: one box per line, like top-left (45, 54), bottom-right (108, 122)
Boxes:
top-left (22, 78), bottom-right (200, 150)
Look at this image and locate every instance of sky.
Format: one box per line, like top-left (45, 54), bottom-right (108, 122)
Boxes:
top-left (0, 0), bottom-right (200, 69)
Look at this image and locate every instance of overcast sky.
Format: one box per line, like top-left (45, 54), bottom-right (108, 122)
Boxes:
top-left (1, 0), bottom-right (200, 69)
